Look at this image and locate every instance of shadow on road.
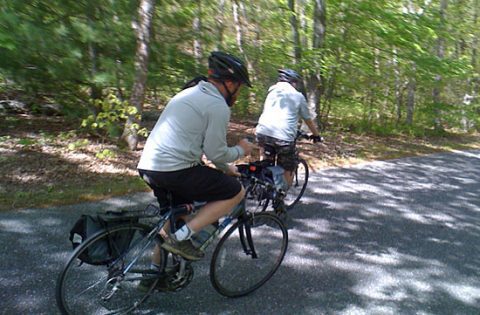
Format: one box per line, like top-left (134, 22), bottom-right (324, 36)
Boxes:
top-left (1, 150), bottom-right (479, 314)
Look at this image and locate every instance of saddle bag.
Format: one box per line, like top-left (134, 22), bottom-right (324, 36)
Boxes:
top-left (69, 211), bottom-right (139, 265)
top-left (237, 161), bottom-right (288, 198)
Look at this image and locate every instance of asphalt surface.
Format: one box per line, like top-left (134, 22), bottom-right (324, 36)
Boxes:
top-left (1, 149), bottom-right (480, 315)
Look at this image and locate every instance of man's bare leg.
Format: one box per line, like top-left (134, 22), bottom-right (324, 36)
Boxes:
top-left (173, 187), bottom-right (245, 234)
top-left (284, 170), bottom-right (294, 188)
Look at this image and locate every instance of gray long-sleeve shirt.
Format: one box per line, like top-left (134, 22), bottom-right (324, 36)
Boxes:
top-left (138, 81), bottom-right (244, 172)
top-left (255, 82), bottom-right (311, 141)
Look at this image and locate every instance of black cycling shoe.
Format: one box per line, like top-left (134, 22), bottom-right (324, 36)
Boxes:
top-left (138, 268), bottom-right (177, 292)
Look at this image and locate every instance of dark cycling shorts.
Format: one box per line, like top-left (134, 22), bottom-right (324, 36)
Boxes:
top-left (256, 134), bottom-right (296, 171)
top-left (138, 165), bottom-right (242, 208)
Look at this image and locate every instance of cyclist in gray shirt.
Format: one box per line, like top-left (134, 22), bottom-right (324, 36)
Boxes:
top-left (256, 69), bottom-right (321, 187)
top-left (138, 52), bottom-right (253, 265)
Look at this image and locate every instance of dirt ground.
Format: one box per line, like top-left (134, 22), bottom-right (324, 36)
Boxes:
top-left (1, 113), bottom-right (479, 210)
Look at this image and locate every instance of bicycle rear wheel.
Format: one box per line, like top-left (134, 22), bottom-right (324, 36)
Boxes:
top-left (56, 223), bottom-right (166, 315)
top-left (244, 183), bottom-right (270, 213)
top-left (284, 158), bottom-right (309, 209)
top-left (210, 212), bottom-right (288, 297)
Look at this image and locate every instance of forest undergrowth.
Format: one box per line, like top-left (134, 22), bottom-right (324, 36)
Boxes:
top-left (1, 113), bottom-right (479, 211)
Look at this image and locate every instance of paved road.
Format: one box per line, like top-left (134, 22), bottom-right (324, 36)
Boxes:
top-left (1, 150), bottom-right (480, 314)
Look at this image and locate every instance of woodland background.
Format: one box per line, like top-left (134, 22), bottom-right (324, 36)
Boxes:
top-left (1, 0), bottom-right (479, 209)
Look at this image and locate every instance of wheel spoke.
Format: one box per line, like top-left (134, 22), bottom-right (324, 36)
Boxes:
top-left (284, 159), bottom-right (308, 209)
top-left (56, 224), bottom-right (165, 315)
top-left (210, 213), bottom-right (288, 297)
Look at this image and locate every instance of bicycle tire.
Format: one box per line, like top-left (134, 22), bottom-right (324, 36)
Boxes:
top-left (244, 182), bottom-right (269, 213)
top-left (284, 158), bottom-right (309, 210)
top-left (56, 223), bottom-right (166, 315)
top-left (210, 212), bottom-right (288, 297)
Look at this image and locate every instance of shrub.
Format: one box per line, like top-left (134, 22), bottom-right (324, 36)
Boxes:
top-left (81, 92), bottom-right (148, 141)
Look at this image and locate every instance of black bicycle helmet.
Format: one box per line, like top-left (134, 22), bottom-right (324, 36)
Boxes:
top-left (278, 69), bottom-right (302, 83)
top-left (208, 51), bottom-right (252, 87)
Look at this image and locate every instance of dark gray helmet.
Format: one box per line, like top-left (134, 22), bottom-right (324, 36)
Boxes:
top-left (208, 51), bottom-right (252, 87)
top-left (278, 69), bottom-right (302, 83)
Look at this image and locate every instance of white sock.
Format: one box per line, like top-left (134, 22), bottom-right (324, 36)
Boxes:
top-left (174, 224), bottom-right (194, 241)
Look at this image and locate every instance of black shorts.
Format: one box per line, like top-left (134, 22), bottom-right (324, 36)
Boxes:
top-left (138, 165), bottom-right (242, 207)
top-left (256, 134), bottom-right (297, 171)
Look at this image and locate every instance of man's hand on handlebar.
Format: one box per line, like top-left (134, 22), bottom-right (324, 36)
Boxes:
top-left (225, 164), bottom-right (241, 177)
top-left (238, 138), bottom-right (253, 155)
top-left (309, 135), bottom-right (324, 143)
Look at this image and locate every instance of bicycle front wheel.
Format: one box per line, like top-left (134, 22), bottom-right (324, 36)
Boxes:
top-left (284, 158), bottom-right (309, 209)
top-left (56, 223), bottom-right (165, 315)
top-left (210, 212), bottom-right (288, 297)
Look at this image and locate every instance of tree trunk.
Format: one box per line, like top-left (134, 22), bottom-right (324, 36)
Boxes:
top-left (303, 0), bottom-right (326, 130)
top-left (232, 0), bottom-right (257, 109)
top-left (232, 1), bottom-right (244, 52)
top-left (215, 0), bottom-right (226, 50)
top-left (193, 0), bottom-right (203, 69)
top-left (406, 63), bottom-right (416, 125)
top-left (87, 5), bottom-right (102, 114)
top-left (393, 48), bottom-right (402, 123)
top-left (432, 0), bottom-right (447, 132)
top-left (122, 0), bottom-right (155, 150)
top-left (321, 19), bottom-right (347, 124)
top-left (249, 0), bottom-right (261, 82)
top-left (240, 1), bottom-right (260, 82)
top-left (288, 0), bottom-right (302, 64)
top-left (464, 0), bottom-right (479, 130)
top-left (473, 1), bottom-right (479, 73)
top-left (299, 0), bottom-right (308, 49)
top-left (369, 45), bottom-right (380, 122)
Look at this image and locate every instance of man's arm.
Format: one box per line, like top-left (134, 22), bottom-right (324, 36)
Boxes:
top-left (203, 105), bottom-right (250, 172)
top-left (304, 119), bottom-right (320, 137)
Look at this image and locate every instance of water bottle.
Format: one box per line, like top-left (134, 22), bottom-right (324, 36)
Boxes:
top-left (191, 224), bottom-right (216, 248)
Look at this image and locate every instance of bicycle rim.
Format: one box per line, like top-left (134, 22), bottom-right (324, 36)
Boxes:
top-left (244, 184), bottom-right (270, 213)
top-left (284, 159), bottom-right (309, 209)
top-left (56, 223), bottom-right (164, 315)
top-left (210, 212), bottom-right (288, 297)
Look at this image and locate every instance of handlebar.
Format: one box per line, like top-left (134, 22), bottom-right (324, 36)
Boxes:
top-left (295, 129), bottom-right (310, 140)
top-left (296, 129), bottom-right (323, 143)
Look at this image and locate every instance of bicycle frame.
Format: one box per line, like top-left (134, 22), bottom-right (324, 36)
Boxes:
top-left (133, 174), bottom-right (268, 259)
top-left (56, 174), bottom-right (288, 314)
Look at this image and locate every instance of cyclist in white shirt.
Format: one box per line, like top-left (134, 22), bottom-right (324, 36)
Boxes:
top-left (256, 69), bottom-right (321, 187)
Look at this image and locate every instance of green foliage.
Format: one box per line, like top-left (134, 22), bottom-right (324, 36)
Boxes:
top-left (17, 138), bottom-right (37, 146)
top-left (58, 130), bottom-right (78, 141)
top-left (0, 0), bottom-right (479, 134)
top-left (37, 131), bottom-right (57, 144)
top-left (0, 135), bottom-right (11, 143)
top-left (67, 139), bottom-right (89, 151)
top-left (95, 148), bottom-right (116, 160)
top-left (81, 92), bottom-right (148, 140)
top-left (347, 120), bottom-right (429, 137)
top-left (0, 0), bottom-right (136, 105)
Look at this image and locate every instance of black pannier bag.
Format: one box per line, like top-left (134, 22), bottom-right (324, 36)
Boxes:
top-left (69, 211), bottom-right (139, 265)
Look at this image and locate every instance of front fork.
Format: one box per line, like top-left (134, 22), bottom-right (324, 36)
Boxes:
top-left (238, 214), bottom-right (258, 259)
